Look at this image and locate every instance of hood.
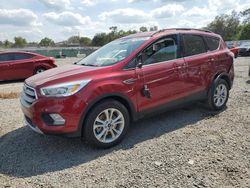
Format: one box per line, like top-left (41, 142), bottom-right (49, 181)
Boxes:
top-left (26, 64), bottom-right (109, 88)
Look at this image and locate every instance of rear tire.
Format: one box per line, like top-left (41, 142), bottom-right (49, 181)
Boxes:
top-left (83, 100), bottom-right (130, 148)
top-left (206, 78), bottom-right (229, 110)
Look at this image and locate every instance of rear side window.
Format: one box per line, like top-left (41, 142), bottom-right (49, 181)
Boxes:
top-left (13, 53), bottom-right (34, 60)
top-left (0, 53), bottom-right (14, 62)
top-left (183, 34), bottom-right (206, 57)
top-left (204, 36), bottom-right (220, 51)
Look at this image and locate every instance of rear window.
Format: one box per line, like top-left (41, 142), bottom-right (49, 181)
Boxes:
top-left (204, 36), bottom-right (220, 51)
top-left (13, 53), bottom-right (34, 60)
top-left (183, 34), bottom-right (206, 57)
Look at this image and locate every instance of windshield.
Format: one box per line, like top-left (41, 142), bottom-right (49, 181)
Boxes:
top-left (77, 37), bottom-right (149, 67)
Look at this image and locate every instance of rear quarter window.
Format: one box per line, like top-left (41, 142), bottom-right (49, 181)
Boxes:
top-left (204, 36), bottom-right (220, 51)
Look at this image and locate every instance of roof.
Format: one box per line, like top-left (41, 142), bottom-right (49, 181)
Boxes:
top-left (0, 51), bottom-right (44, 56)
top-left (123, 28), bottom-right (220, 39)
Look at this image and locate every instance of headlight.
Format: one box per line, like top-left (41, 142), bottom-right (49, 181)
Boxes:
top-left (40, 80), bottom-right (91, 97)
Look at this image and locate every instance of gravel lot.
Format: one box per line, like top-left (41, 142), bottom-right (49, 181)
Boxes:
top-left (0, 57), bottom-right (249, 187)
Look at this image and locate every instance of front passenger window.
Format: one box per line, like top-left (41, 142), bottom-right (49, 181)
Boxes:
top-left (143, 36), bottom-right (178, 65)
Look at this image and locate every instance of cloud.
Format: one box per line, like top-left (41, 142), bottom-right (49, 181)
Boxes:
top-left (81, 0), bottom-right (118, 6)
top-left (81, 0), bottom-right (97, 6)
top-left (161, 0), bottom-right (187, 2)
top-left (151, 4), bottom-right (185, 18)
top-left (128, 0), bottom-right (157, 3)
top-left (39, 0), bottom-right (71, 11)
top-left (43, 11), bottom-right (91, 26)
top-left (0, 9), bottom-right (41, 27)
top-left (208, 0), bottom-right (240, 12)
top-left (128, 0), bottom-right (186, 2)
top-left (99, 8), bottom-right (152, 23)
top-left (183, 6), bottom-right (213, 17)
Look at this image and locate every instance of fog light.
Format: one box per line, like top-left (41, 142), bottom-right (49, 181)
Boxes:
top-left (49, 113), bottom-right (65, 125)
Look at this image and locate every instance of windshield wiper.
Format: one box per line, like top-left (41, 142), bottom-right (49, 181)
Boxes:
top-left (79, 63), bottom-right (98, 67)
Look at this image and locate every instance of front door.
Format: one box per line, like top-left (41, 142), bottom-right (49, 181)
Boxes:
top-left (136, 34), bottom-right (188, 112)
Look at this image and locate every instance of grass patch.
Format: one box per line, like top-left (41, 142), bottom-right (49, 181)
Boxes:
top-left (0, 92), bottom-right (21, 99)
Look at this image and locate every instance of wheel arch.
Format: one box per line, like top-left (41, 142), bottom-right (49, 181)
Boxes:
top-left (213, 72), bottom-right (232, 90)
top-left (78, 93), bottom-right (137, 136)
top-left (33, 65), bottom-right (47, 74)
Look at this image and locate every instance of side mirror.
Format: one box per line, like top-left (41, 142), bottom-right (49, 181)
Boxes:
top-left (136, 53), bottom-right (146, 68)
top-left (137, 62), bottom-right (143, 69)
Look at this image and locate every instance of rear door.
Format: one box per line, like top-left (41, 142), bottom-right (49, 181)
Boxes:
top-left (0, 53), bottom-right (15, 81)
top-left (10, 53), bottom-right (35, 79)
top-left (136, 34), bottom-right (189, 111)
top-left (182, 34), bottom-right (212, 93)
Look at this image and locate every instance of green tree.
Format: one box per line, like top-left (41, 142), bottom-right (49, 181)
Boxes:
top-left (91, 28), bottom-right (138, 46)
top-left (67, 36), bottom-right (80, 44)
top-left (13, 37), bottom-right (27, 48)
top-left (238, 23), bottom-right (250, 40)
top-left (109, 26), bottom-right (118, 33)
top-left (4, 40), bottom-right (13, 48)
top-left (241, 8), bottom-right (250, 24)
top-left (39, 37), bottom-right (55, 47)
top-left (79, 37), bottom-right (91, 46)
top-left (149, 26), bottom-right (158, 31)
top-left (205, 11), bottom-right (240, 40)
top-left (92, 33), bottom-right (109, 46)
top-left (140, 26), bottom-right (148, 32)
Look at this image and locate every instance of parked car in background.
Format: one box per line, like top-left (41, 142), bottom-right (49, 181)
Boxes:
top-left (228, 47), bottom-right (240, 58)
top-left (238, 43), bottom-right (250, 56)
top-left (0, 51), bottom-right (56, 81)
top-left (21, 28), bottom-right (234, 148)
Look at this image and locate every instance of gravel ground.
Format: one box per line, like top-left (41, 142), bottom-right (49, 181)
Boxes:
top-left (0, 57), bottom-right (249, 187)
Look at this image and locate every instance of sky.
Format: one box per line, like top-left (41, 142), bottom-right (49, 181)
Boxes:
top-left (0, 0), bottom-right (249, 42)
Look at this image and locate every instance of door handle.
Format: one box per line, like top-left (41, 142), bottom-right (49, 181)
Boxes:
top-left (123, 78), bottom-right (137, 85)
top-left (209, 58), bottom-right (215, 62)
top-left (176, 66), bottom-right (182, 70)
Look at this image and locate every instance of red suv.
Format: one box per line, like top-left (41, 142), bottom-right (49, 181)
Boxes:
top-left (21, 28), bottom-right (234, 148)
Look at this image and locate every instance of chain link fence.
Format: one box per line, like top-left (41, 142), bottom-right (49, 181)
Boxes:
top-left (0, 47), bottom-right (99, 58)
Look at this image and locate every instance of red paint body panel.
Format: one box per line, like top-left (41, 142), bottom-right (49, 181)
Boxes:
top-left (20, 29), bottom-right (234, 136)
top-left (230, 47), bottom-right (240, 57)
top-left (0, 51), bottom-right (56, 81)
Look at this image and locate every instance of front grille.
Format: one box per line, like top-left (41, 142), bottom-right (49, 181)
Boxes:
top-left (21, 84), bottom-right (37, 108)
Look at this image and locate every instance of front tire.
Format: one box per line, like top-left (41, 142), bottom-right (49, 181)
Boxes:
top-left (83, 100), bottom-right (130, 148)
top-left (206, 78), bottom-right (229, 110)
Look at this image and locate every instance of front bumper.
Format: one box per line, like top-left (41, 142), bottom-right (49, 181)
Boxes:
top-left (24, 116), bottom-right (43, 134)
top-left (20, 92), bottom-right (88, 136)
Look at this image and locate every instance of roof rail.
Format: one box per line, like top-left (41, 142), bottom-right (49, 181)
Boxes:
top-left (151, 28), bottom-right (213, 36)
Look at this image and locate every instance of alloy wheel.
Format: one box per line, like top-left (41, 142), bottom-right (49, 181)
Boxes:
top-left (213, 83), bottom-right (228, 107)
top-left (93, 108), bottom-right (125, 143)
